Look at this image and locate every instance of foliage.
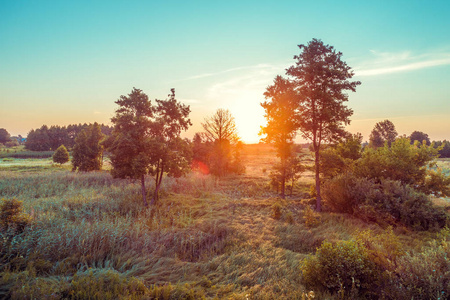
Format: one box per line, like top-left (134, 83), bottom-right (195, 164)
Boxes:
top-left (108, 88), bottom-right (191, 206)
top-left (25, 123), bottom-right (113, 151)
top-left (409, 130), bottom-right (430, 145)
top-left (276, 38), bottom-right (361, 211)
top-left (199, 109), bottom-right (244, 177)
top-left (434, 140), bottom-right (450, 158)
top-left (301, 239), bottom-right (379, 298)
top-left (0, 198), bottom-right (30, 233)
top-left (0, 128), bottom-right (11, 144)
top-left (320, 133), bottom-right (363, 178)
top-left (391, 239), bottom-right (450, 300)
top-left (302, 205), bottom-right (321, 228)
top-left (261, 76), bottom-right (302, 198)
top-left (322, 173), bottom-right (449, 230)
top-left (72, 123), bottom-right (104, 172)
top-left (369, 119), bottom-right (397, 148)
top-left (52, 145), bottom-right (70, 165)
top-left (355, 137), bottom-right (450, 196)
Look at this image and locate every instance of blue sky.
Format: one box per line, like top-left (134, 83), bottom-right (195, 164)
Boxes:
top-left (1, 0), bottom-right (449, 142)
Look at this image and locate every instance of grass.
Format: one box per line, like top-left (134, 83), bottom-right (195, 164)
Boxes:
top-left (0, 145), bottom-right (449, 299)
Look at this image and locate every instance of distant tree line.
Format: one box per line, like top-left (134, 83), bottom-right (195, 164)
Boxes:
top-left (24, 124), bottom-right (113, 151)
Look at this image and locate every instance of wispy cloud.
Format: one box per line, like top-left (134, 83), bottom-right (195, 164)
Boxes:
top-left (177, 63), bottom-right (284, 82)
top-left (354, 50), bottom-right (450, 76)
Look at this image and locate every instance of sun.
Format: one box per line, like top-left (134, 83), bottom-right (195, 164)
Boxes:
top-left (231, 102), bottom-right (266, 144)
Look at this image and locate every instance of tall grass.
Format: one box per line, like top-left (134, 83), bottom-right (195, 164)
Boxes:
top-left (1, 155), bottom-right (449, 299)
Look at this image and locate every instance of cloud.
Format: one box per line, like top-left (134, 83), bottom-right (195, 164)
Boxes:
top-left (354, 50), bottom-right (450, 77)
top-left (178, 63), bottom-right (285, 82)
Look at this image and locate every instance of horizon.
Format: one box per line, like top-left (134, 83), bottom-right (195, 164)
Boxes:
top-left (1, 1), bottom-right (449, 143)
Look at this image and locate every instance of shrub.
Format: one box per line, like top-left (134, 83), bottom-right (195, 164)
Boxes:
top-left (52, 145), bottom-right (70, 165)
top-left (272, 202), bottom-right (282, 220)
top-left (301, 239), bottom-right (379, 298)
top-left (0, 198), bottom-right (31, 233)
top-left (322, 173), bottom-right (449, 230)
top-left (390, 239), bottom-right (450, 300)
top-left (302, 205), bottom-right (320, 228)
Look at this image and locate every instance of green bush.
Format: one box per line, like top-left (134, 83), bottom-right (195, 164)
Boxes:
top-left (389, 240), bottom-right (450, 300)
top-left (0, 198), bottom-right (31, 233)
top-left (301, 239), bottom-right (379, 298)
top-left (322, 173), bottom-right (449, 230)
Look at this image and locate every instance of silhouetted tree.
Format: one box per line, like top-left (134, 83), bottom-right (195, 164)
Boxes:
top-left (72, 123), bottom-right (104, 172)
top-left (409, 131), bottom-right (430, 146)
top-left (201, 109), bottom-right (243, 177)
top-left (52, 145), bottom-right (70, 165)
top-left (369, 120), bottom-right (397, 148)
top-left (260, 76), bottom-right (300, 198)
top-left (284, 39), bottom-right (361, 211)
top-left (0, 128), bottom-right (10, 145)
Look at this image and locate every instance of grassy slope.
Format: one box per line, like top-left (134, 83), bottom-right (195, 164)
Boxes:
top-left (0, 145), bottom-right (449, 299)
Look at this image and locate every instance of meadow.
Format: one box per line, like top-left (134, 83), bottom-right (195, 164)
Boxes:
top-left (0, 145), bottom-right (449, 299)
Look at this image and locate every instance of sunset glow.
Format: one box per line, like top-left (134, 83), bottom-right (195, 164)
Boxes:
top-left (1, 1), bottom-right (449, 143)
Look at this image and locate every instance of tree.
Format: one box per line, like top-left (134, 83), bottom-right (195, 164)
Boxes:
top-left (355, 137), bottom-right (450, 196)
top-left (369, 120), bottom-right (397, 148)
top-left (25, 125), bottom-right (51, 151)
top-left (284, 39), bottom-right (361, 211)
top-left (52, 145), bottom-right (70, 165)
top-left (201, 109), bottom-right (243, 177)
top-left (148, 89), bottom-right (192, 205)
top-left (260, 76), bottom-right (300, 198)
top-left (320, 133), bottom-right (363, 178)
top-left (409, 131), bottom-right (430, 146)
top-left (0, 128), bottom-right (10, 145)
top-left (72, 123), bottom-right (104, 172)
top-left (108, 88), bottom-right (191, 206)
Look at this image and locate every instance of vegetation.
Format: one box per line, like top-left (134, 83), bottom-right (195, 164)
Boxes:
top-left (53, 145), bottom-right (70, 165)
top-left (0, 142), bottom-right (449, 299)
top-left (196, 109), bottom-right (244, 177)
top-left (72, 123), bottom-right (104, 172)
top-left (0, 128), bottom-right (11, 145)
top-left (266, 38), bottom-right (361, 211)
top-left (1, 39), bottom-right (450, 299)
top-left (107, 88), bottom-right (191, 206)
top-left (369, 119), bottom-right (398, 148)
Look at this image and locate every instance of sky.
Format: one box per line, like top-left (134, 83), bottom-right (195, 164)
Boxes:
top-left (1, 0), bottom-right (449, 143)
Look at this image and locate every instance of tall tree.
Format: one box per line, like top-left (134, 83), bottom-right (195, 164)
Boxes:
top-left (0, 128), bottom-right (10, 144)
top-left (148, 89), bottom-right (192, 205)
top-left (201, 109), bottom-right (243, 177)
top-left (260, 76), bottom-right (300, 198)
top-left (108, 88), bottom-right (191, 206)
top-left (285, 39), bottom-right (361, 211)
top-left (108, 88), bottom-right (154, 206)
top-left (369, 120), bottom-right (397, 148)
top-left (72, 122), bottom-right (104, 172)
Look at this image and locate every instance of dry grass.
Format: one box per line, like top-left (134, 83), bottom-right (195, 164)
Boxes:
top-left (0, 144), bottom-right (449, 299)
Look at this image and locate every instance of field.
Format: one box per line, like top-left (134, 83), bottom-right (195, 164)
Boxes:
top-left (0, 145), bottom-right (449, 299)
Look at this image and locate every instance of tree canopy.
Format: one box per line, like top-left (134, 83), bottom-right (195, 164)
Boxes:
top-left (52, 145), bottom-right (70, 165)
top-left (0, 128), bottom-right (11, 144)
top-left (369, 120), bottom-right (397, 148)
top-left (266, 39), bottom-right (360, 210)
top-left (108, 88), bottom-right (191, 206)
top-left (72, 123), bottom-right (104, 172)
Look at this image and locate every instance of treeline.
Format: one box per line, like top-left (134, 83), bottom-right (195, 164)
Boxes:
top-left (24, 124), bottom-right (113, 151)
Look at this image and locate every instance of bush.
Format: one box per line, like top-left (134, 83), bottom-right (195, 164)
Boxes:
top-left (0, 198), bottom-right (31, 233)
top-left (322, 173), bottom-right (449, 230)
top-left (301, 239), bottom-right (379, 298)
top-left (389, 239), bottom-right (450, 300)
top-left (52, 145), bottom-right (70, 165)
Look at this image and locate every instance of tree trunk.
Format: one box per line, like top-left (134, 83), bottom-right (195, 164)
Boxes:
top-left (141, 174), bottom-right (148, 206)
top-left (151, 162), bottom-right (164, 206)
top-left (314, 149), bottom-right (321, 212)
